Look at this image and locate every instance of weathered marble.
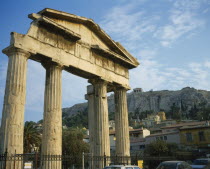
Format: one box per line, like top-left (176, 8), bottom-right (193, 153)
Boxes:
top-left (86, 85), bottom-right (96, 155)
top-left (41, 62), bottom-right (62, 168)
top-left (93, 80), bottom-right (110, 169)
top-left (0, 47), bottom-right (30, 155)
top-left (115, 88), bottom-right (130, 162)
top-left (85, 85), bottom-right (96, 168)
top-left (1, 9), bottom-right (139, 169)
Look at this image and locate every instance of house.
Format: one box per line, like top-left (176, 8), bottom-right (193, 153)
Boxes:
top-left (161, 121), bottom-right (206, 133)
top-left (145, 131), bottom-right (180, 145)
top-left (141, 114), bottom-right (161, 128)
top-left (179, 121), bottom-right (210, 152)
top-left (110, 128), bottom-right (150, 151)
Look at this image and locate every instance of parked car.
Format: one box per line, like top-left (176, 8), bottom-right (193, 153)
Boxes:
top-left (103, 165), bottom-right (142, 169)
top-left (191, 158), bottom-right (210, 169)
top-left (156, 161), bottom-right (192, 169)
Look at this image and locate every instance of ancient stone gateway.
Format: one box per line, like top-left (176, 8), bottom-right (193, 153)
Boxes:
top-left (0, 8), bottom-right (139, 169)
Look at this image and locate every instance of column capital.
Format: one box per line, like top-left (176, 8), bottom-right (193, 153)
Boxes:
top-left (114, 84), bottom-right (130, 92)
top-left (2, 46), bottom-right (31, 58)
top-left (88, 78), bottom-right (109, 86)
top-left (41, 60), bottom-right (64, 70)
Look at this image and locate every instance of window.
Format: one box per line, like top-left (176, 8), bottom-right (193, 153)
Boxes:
top-left (186, 133), bottom-right (193, 142)
top-left (164, 136), bottom-right (167, 140)
top-left (199, 131), bottom-right (205, 141)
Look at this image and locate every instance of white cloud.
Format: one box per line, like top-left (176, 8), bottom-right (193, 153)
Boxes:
top-left (99, 2), bottom-right (159, 52)
top-left (204, 61), bottom-right (210, 68)
top-left (154, 1), bottom-right (205, 47)
top-left (99, 0), bottom-right (210, 92)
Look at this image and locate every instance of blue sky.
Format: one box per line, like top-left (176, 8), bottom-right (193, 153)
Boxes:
top-left (0, 0), bottom-right (210, 122)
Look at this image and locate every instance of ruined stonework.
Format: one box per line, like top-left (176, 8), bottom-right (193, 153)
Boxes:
top-left (0, 8), bottom-right (139, 169)
top-left (63, 87), bottom-right (210, 117)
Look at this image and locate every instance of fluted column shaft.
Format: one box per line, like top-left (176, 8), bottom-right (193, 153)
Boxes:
top-left (115, 88), bottom-right (130, 158)
top-left (0, 48), bottom-right (30, 154)
top-left (86, 85), bottom-right (96, 169)
top-left (86, 85), bottom-right (95, 156)
top-left (41, 62), bottom-right (62, 156)
top-left (94, 80), bottom-right (110, 168)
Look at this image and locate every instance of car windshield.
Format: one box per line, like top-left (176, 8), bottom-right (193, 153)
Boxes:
top-left (156, 163), bottom-right (177, 169)
top-left (193, 160), bottom-right (209, 165)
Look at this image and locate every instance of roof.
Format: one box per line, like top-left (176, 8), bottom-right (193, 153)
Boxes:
top-left (29, 8), bottom-right (139, 69)
top-left (161, 121), bottom-right (208, 129)
top-left (146, 131), bottom-right (179, 138)
top-left (180, 124), bottom-right (210, 130)
top-left (109, 128), bottom-right (147, 135)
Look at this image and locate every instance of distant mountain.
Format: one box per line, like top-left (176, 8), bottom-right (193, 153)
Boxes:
top-left (62, 87), bottom-right (210, 120)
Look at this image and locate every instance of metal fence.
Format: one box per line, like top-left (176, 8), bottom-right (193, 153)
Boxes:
top-left (0, 151), bottom-right (198, 169)
top-left (0, 152), bottom-right (144, 169)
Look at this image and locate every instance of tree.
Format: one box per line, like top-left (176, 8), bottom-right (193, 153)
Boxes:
top-left (197, 107), bottom-right (210, 120)
top-left (139, 110), bottom-right (152, 120)
top-left (144, 140), bottom-right (178, 169)
top-left (189, 104), bottom-right (199, 120)
top-left (62, 128), bottom-right (89, 167)
top-left (169, 103), bottom-right (181, 120)
top-left (24, 121), bottom-right (41, 153)
top-left (63, 111), bottom-right (88, 128)
top-left (144, 140), bottom-right (178, 156)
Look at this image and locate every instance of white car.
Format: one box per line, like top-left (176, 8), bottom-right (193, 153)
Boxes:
top-left (103, 165), bottom-right (142, 169)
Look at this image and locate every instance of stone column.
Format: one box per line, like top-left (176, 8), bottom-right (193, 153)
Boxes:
top-left (85, 85), bottom-right (96, 168)
top-left (0, 47), bottom-right (30, 155)
top-left (114, 87), bottom-right (130, 163)
top-left (41, 62), bottom-right (62, 169)
top-left (93, 80), bottom-right (110, 169)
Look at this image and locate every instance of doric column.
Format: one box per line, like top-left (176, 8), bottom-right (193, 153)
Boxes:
top-left (85, 85), bottom-right (96, 169)
top-left (41, 61), bottom-right (62, 168)
top-left (85, 85), bottom-right (95, 155)
top-left (0, 47), bottom-right (30, 154)
top-left (92, 79), bottom-right (110, 168)
top-left (114, 87), bottom-right (130, 160)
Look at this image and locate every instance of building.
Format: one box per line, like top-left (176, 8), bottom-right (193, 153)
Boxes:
top-left (110, 128), bottom-right (150, 151)
top-left (109, 120), bottom-right (115, 130)
top-left (145, 131), bottom-right (180, 145)
top-left (133, 88), bottom-right (143, 93)
top-left (179, 121), bottom-right (210, 152)
top-left (141, 114), bottom-right (161, 128)
top-left (157, 112), bottom-right (166, 121)
top-left (161, 121), bottom-right (205, 133)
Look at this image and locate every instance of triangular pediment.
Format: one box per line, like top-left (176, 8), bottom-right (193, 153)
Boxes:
top-left (28, 8), bottom-right (139, 68)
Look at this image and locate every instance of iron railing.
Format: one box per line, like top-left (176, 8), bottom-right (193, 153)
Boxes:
top-left (0, 151), bottom-right (201, 169)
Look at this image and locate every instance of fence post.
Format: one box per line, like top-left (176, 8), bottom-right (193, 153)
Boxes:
top-left (4, 149), bottom-right (8, 169)
top-left (82, 152), bottom-right (85, 169)
top-left (104, 152), bottom-right (106, 167)
top-left (35, 152), bottom-right (38, 169)
top-left (13, 150), bottom-right (16, 169)
top-left (135, 153), bottom-right (138, 165)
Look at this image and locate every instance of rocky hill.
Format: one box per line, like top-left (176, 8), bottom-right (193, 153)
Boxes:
top-left (62, 87), bottom-right (210, 119)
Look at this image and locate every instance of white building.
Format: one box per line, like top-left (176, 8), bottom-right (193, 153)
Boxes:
top-left (145, 131), bottom-right (180, 145)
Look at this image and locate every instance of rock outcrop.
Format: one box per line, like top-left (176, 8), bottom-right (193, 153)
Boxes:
top-left (62, 87), bottom-right (210, 117)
